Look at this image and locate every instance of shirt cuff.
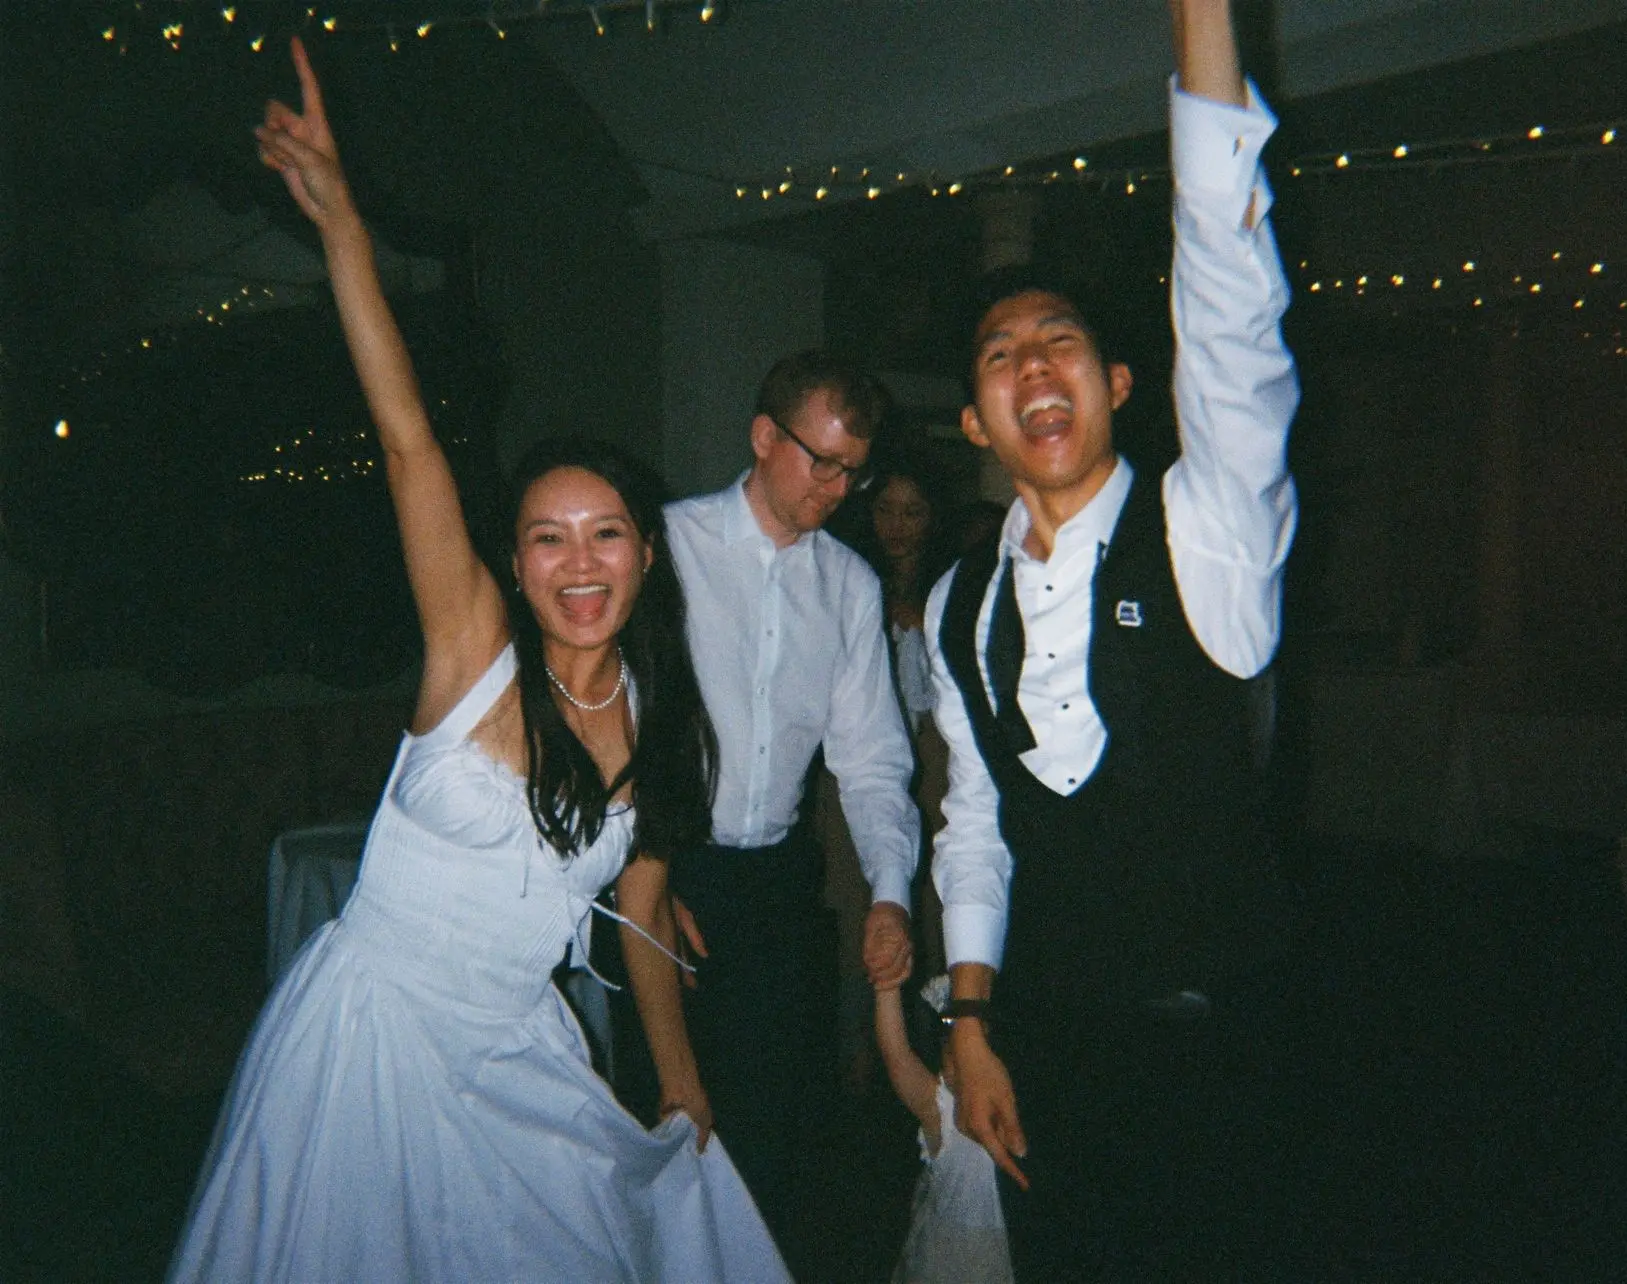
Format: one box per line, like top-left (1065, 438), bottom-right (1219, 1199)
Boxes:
top-left (1169, 74), bottom-right (1277, 229)
top-left (943, 904), bottom-right (1007, 971)
top-left (868, 866), bottom-right (914, 912)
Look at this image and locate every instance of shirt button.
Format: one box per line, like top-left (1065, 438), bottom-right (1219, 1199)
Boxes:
top-left (1045, 585), bottom-right (1054, 592)
top-left (1061, 703), bottom-right (1070, 710)
top-left (1047, 652), bottom-right (1055, 659)
top-left (1067, 777), bottom-right (1077, 786)
top-left (758, 747), bottom-right (766, 756)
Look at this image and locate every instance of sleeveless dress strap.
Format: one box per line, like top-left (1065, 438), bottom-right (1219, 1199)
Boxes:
top-left (418, 644), bottom-right (519, 747)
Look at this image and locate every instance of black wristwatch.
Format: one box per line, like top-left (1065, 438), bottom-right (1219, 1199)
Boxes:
top-left (941, 997), bottom-right (994, 1027)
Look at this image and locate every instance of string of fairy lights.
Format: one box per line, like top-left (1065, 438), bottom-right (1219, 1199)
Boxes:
top-left (89, 0), bottom-right (721, 54)
top-left (49, 3), bottom-right (1624, 476)
top-left (42, 232), bottom-right (1621, 480)
top-left (729, 118), bottom-right (1621, 205)
top-left (45, 314), bottom-right (470, 484)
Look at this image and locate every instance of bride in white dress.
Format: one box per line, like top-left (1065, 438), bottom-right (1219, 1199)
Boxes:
top-left (168, 38), bottom-right (789, 1284)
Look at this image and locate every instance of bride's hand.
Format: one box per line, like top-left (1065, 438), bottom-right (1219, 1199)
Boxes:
top-left (659, 1074), bottom-right (713, 1153)
top-left (253, 37), bottom-right (356, 230)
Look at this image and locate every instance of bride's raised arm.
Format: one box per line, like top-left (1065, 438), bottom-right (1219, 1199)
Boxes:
top-left (256, 38), bottom-right (505, 722)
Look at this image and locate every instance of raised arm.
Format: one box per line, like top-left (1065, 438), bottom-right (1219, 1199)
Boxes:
top-left (1170, 0), bottom-right (1247, 106)
top-left (1163, 0), bottom-right (1300, 679)
top-left (255, 39), bottom-right (504, 721)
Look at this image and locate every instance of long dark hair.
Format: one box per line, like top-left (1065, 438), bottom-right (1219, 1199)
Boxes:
top-left (503, 436), bottom-right (716, 863)
top-left (860, 456), bottom-right (957, 618)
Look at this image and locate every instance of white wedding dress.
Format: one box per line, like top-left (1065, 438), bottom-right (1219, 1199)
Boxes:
top-left (169, 645), bottom-right (789, 1283)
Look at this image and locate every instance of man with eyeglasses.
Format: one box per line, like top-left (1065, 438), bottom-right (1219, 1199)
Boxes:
top-left (658, 349), bottom-right (921, 1253)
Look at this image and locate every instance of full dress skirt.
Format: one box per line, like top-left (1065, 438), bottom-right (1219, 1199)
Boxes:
top-left (169, 646), bottom-right (789, 1283)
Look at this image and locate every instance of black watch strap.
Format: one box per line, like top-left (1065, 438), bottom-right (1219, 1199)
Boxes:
top-left (941, 997), bottom-right (994, 1026)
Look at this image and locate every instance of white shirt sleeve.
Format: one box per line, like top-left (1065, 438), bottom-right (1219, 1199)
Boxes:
top-left (822, 562), bottom-right (921, 909)
top-left (1163, 77), bottom-right (1301, 679)
top-left (925, 571), bottom-right (1012, 970)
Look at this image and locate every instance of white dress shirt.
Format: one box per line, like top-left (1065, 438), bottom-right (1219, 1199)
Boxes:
top-left (928, 79), bottom-right (1301, 970)
top-left (891, 622), bottom-right (936, 734)
top-left (666, 477), bottom-right (920, 908)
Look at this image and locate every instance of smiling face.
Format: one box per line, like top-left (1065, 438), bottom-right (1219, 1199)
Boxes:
top-left (963, 288), bottom-right (1132, 512)
top-left (511, 466), bottom-right (653, 656)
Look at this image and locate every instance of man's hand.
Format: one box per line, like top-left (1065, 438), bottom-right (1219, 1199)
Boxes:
top-left (951, 1023), bottom-right (1029, 1190)
top-left (862, 900), bottom-right (913, 988)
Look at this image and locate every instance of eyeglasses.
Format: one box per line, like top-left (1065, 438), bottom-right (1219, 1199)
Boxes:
top-left (772, 417), bottom-right (873, 490)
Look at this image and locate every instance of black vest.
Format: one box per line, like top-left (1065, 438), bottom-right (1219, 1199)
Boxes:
top-left (940, 475), bottom-right (1282, 1015)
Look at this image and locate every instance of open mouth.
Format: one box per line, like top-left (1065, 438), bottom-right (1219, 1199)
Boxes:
top-left (1018, 392), bottom-right (1073, 436)
top-left (557, 583), bottom-right (611, 622)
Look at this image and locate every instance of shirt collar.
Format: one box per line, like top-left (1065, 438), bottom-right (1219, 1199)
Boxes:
top-left (1002, 455), bottom-right (1135, 564)
top-left (722, 469), bottom-right (816, 554)
top-left (720, 472), bottom-right (763, 546)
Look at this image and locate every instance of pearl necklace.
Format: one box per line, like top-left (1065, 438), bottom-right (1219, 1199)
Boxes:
top-left (544, 650), bottom-right (627, 712)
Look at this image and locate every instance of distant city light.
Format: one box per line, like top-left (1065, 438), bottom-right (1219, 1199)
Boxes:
top-left (54, 420), bottom-right (70, 439)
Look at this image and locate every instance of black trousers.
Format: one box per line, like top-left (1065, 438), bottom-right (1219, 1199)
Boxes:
top-left (995, 978), bottom-right (1293, 1282)
top-left (665, 833), bottom-right (834, 1246)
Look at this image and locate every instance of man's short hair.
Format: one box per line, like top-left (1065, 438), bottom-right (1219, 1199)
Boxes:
top-left (962, 264), bottom-right (1126, 374)
top-left (753, 350), bottom-right (888, 442)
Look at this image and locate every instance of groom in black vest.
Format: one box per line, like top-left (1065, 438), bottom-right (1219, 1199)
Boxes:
top-left (926, 1), bottom-right (1301, 1275)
